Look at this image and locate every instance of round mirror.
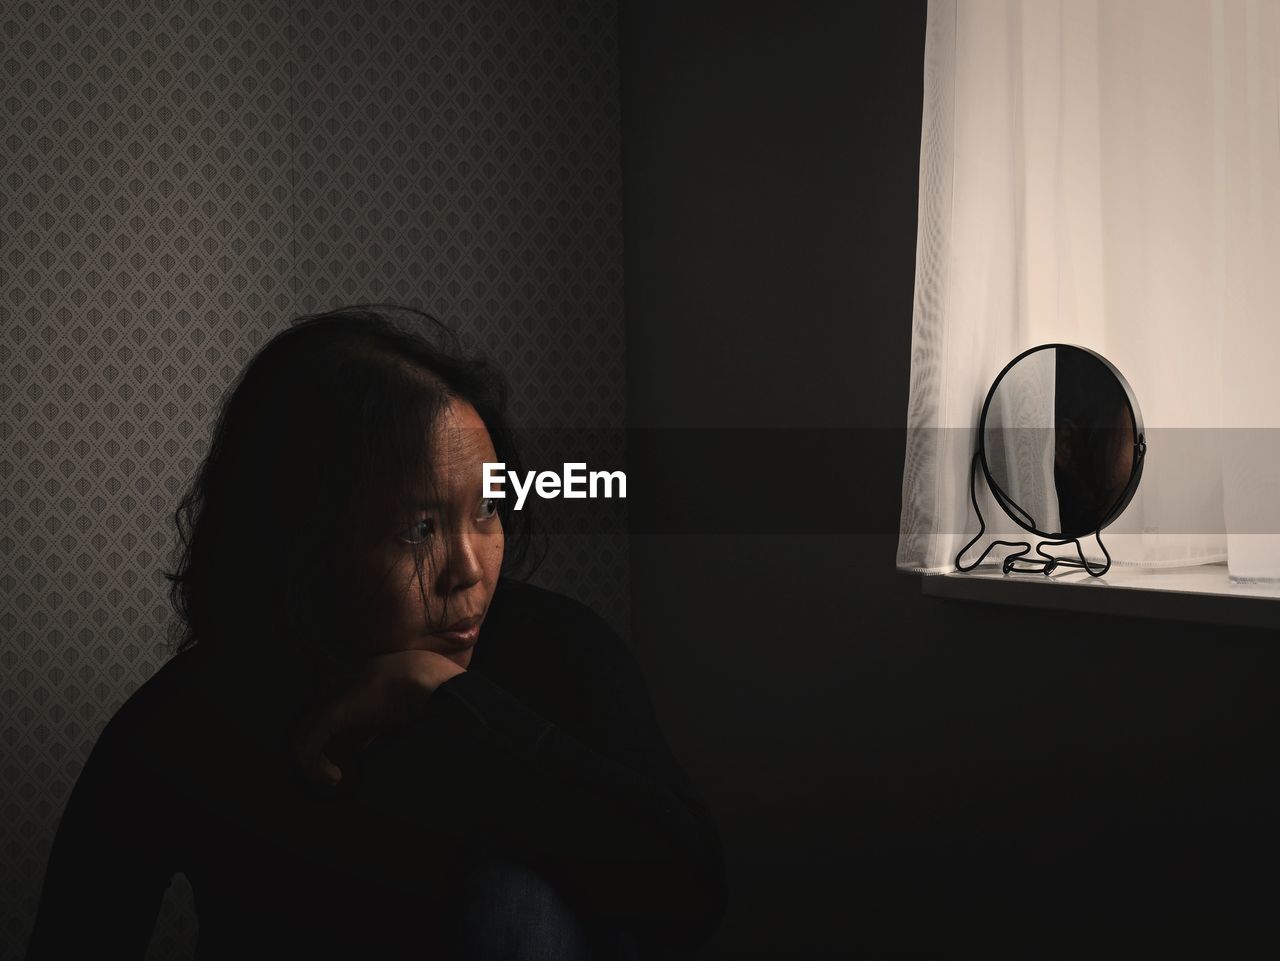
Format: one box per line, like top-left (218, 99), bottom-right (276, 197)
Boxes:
top-left (979, 344), bottom-right (1145, 540)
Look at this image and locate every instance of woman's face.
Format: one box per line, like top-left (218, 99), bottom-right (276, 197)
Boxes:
top-left (362, 399), bottom-right (505, 669)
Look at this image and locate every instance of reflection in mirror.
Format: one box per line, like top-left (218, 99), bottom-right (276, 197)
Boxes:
top-left (1051, 347), bottom-right (1139, 538)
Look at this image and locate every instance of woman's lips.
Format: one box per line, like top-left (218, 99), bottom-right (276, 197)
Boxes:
top-left (432, 615), bottom-right (482, 646)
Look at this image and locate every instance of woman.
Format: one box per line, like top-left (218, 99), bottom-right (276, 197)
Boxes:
top-left (25, 306), bottom-right (727, 960)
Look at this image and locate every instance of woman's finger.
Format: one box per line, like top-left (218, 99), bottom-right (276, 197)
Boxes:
top-left (293, 700), bottom-right (347, 783)
top-left (314, 751), bottom-right (343, 785)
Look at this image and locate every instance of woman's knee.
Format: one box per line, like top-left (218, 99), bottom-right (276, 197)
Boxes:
top-left (451, 850), bottom-right (594, 961)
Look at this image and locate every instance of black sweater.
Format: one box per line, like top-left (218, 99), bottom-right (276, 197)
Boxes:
top-left (25, 577), bottom-right (727, 959)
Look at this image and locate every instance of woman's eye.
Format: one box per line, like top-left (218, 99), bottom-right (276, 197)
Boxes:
top-left (478, 497), bottom-right (499, 520)
top-left (399, 519), bottom-right (434, 544)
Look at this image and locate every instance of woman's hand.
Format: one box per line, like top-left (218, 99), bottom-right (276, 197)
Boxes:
top-left (291, 649), bottom-right (465, 786)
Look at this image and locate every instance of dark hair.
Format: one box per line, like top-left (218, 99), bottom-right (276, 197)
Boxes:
top-left (164, 304), bottom-right (542, 681)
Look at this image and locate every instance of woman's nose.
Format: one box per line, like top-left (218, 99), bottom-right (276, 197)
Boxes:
top-left (443, 529), bottom-right (484, 591)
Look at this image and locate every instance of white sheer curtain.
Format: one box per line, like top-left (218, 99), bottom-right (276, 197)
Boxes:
top-left (897, 0), bottom-right (1280, 579)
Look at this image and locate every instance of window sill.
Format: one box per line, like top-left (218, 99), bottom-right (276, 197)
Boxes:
top-left (920, 561), bottom-right (1280, 631)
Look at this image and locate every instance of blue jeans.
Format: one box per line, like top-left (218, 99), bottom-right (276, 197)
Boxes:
top-left (448, 840), bottom-right (642, 961)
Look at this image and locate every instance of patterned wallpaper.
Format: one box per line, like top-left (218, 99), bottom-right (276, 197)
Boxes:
top-left (0, 0), bottom-right (625, 955)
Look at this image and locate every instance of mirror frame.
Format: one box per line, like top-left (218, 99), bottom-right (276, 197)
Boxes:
top-left (978, 343), bottom-right (1147, 541)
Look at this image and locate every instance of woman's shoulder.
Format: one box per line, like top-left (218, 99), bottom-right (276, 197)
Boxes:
top-left (477, 578), bottom-right (634, 690)
top-left (66, 648), bottom-right (205, 796)
top-left (489, 576), bottom-right (622, 644)
top-left (98, 648), bottom-right (199, 733)
top-left (96, 646), bottom-right (260, 771)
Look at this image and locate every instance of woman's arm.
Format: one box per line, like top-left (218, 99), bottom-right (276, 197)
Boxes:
top-left (25, 704), bottom-right (178, 960)
top-left (354, 599), bottom-right (728, 948)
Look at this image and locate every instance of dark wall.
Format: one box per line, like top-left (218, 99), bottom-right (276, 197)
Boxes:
top-left (619, 3), bottom-right (1279, 958)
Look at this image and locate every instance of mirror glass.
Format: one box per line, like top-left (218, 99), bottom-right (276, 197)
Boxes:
top-left (981, 345), bottom-right (1143, 539)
